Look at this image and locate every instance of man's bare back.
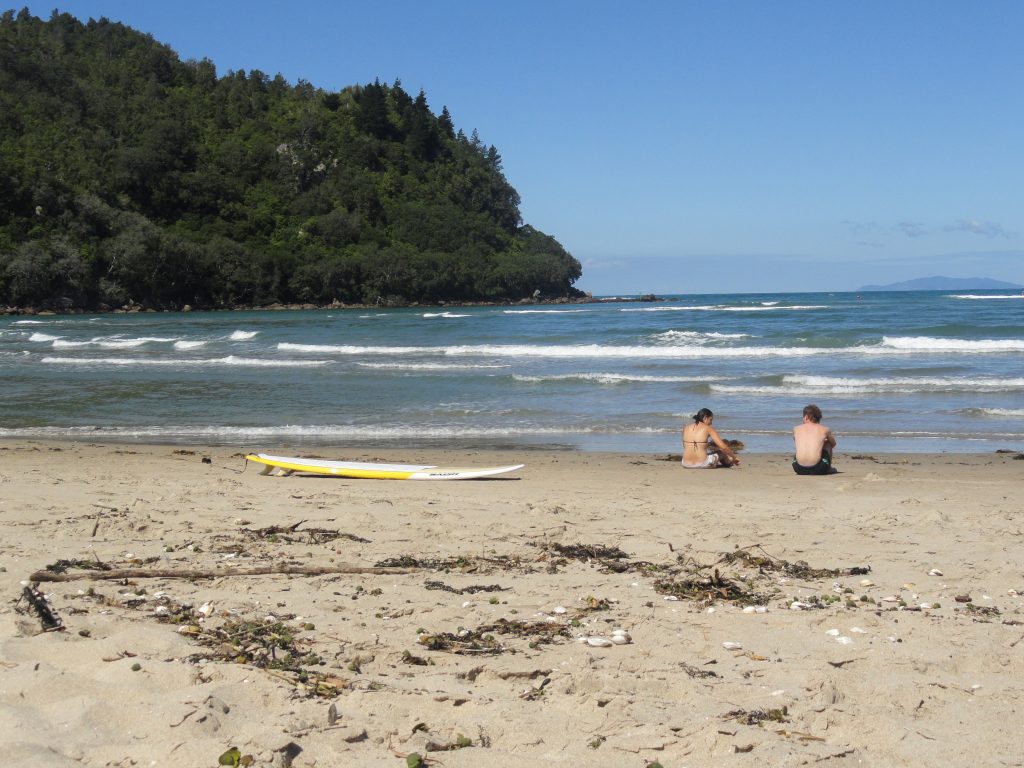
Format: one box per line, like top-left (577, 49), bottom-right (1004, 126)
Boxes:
top-left (792, 404), bottom-right (836, 475)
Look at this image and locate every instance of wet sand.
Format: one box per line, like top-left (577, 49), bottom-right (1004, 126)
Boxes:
top-left (2, 441), bottom-right (1022, 766)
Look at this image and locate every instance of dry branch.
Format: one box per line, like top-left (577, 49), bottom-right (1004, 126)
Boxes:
top-left (28, 563), bottom-right (417, 582)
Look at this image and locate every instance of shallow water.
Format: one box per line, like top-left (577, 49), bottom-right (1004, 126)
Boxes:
top-left (2, 290), bottom-right (1022, 453)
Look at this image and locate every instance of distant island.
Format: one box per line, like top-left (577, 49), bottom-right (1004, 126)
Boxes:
top-left (0, 10), bottom-right (583, 313)
top-left (859, 276), bottom-right (1024, 292)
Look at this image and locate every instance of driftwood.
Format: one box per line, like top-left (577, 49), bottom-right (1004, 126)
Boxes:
top-left (28, 563), bottom-right (418, 583)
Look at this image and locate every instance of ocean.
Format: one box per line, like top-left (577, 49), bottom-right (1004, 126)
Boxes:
top-left (1, 290), bottom-right (1022, 454)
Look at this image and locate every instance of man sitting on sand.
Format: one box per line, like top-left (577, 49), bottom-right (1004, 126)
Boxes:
top-left (792, 404), bottom-right (836, 475)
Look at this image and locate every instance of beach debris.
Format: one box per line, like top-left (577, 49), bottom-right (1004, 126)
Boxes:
top-left (654, 569), bottom-right (771, 607)
top-left (724, 706), bottom-right (789, 726)
top-left (722, 641), bottom-right (743, 651)
top-left (715, 546), bottom-right (871, 579)
top-left (418, 618), bottom-right (570, 655)
top-left (586, 636), bottom-right (614, 647)
top-left (742, 605), bottom-right (768, 613)
top-left (825, 628), bottom-right (841, 637)
top-left (680, 661), bottom-right (719, 679)
top-left (859, 579), bottom-right (875, 587)
top-left (28, 562), bottom-right (418, 582)
top-left (217, 746), bottom-right (254, 767)
top-left (242, 520), bottom-right (370, 545)
top-left (424, 580), bottom-right (506, 595)
top-left (43, 558), bottom-right (111, 574)
top-left (836, 636), bottom-right (854, 645)
top-left (376, 553), bottom-right (526, 573)
top-left (17, 582), bottom-right (64, 631)
top-left (928, 568), bottom-right (943, 577)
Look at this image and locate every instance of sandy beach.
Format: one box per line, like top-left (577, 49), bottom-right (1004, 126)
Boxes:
top-left (2, 441), bottom-right (1022, 767)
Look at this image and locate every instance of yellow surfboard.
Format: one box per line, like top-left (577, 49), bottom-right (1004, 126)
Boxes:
top-left (245, 453), bottom-right (524, 480)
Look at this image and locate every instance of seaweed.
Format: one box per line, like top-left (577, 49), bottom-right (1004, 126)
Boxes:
top-left (725, 706), bottom-right (790, 726)
top-left (44, 558), bottom-right (111, 573)
top-left (242, 520), bottom-right (370, 545)
top-left (424, 580), bottom-right (507, 595)
top-left (713, 546), bottom-right (870, 579)
top-left (654, 570), bottom-right (771, 607)
top-left (680, 661), bottom-right (719, 679)
top-left (417, 618), bottom-right (571, 655)
top-left (17, 583), bottom-right (64, 631)
top-left (375, 554), bottom-right (528, 573)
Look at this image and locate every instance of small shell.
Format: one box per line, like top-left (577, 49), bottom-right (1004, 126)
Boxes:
top-left (553, 606), bottom-right (568, 614)
top-left (849, 626), bottom-right (867, 634)
top-left (722, 641), bottom-right (743, 651)
top-left (928, 568), bottom-right (943, 577)
top-left (742, 606), bottom-right (757, 614)
top-left (790, 601), bottom-right (809, 611)
top-left (587, 636), bottom-right (613, 647)
top-left (1008, 589), bottom-right (1018, 597)
top-left (197, 602), bottom-right (214, 616)
top-left (825, 628), bottom-right (841, 637)
top-left (610, 633), bottom-right (632, 645)
top-left (919, 602), bottom-right (933, 610)
top-left (663, 595), bottom-right (679, 601)
top-left (576, 636), bottom-right (589, 644)
top-left (859, 579), bottom-right (875, 587)
top-left (881, 595), bottom-right (899, 602)
top-left (753, 605), bottom-right (767, 613)
top-left (461, 601), bottom-right (472, 608)
top-left (836, 636), bottom-right (854, 645)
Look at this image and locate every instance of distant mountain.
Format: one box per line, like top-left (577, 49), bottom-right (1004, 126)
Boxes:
top-left (859, 276), bottom-right (1023, 291)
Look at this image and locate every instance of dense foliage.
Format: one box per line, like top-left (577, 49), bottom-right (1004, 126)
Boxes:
top-left (0, 9), bottom-right (582, 310)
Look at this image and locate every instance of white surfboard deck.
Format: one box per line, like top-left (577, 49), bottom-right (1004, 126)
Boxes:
top-left (246, 453), bottom-right (524, 480)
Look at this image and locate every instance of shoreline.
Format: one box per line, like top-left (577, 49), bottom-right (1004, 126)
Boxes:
top-left (3, 440), bottom-right (1022, 765)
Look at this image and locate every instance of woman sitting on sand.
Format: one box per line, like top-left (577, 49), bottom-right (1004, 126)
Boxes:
top-left (681, 408), bottom-right (740, 468)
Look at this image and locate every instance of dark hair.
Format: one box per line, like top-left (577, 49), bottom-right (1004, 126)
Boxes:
top-left (692, 407), bottom-right (714, 423)
top-left (803, 404), bottom-right (823, 423)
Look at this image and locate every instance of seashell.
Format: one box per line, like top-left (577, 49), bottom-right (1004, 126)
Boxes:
top-left (1008, 589), bottom-right (1018, 596)
top-left (849, 626), bottom-right (867, 634)
top-left (881, 595), bottom-right (899, 602)
top-left (722, 641), bottom-right (743, 651)
top-left (825, 628), bottom-right (840, 637)
top-left (610, 633), bottom-right (632, 645)
top-left (836, 636), bottom-right (854, 645)
top-left (197, 602), bottom-right (214, 616)
top-left (178, 624), bottom-right (201, 635)
top-left (461, 601), bottom-right (472, 608)
top-left (552, 606), bottom-right (567, 614)
top-left (970, 684), bottom-right (982, 691)
top-left (859, 579), bottom-right (875, 587)
top-left (919, 602), bottom-right (932, 610)
top-left (587, 636), bottom-right (613, 647)
top-left (887, 635), bottom-right (898, 642)
top-left (663, 595), bottom-right (679, 601)
top-left (154, 606), bottom-right (169, 616)
top-left (458, 628), bottom-right (471, 638)
top-left (611, 627), bottom-right (628, 635)
top-left (742, 606), bottom-right (757, 613)
top-left (576, 636), bottom-right (589, 644)
top-left (264, 614), bottom-right (277, 622)
top-left (928, 568), bottom-right (943, 577)
top-left (706, 607), bottom-right (715, 613)
top-left (544, 616), bottom-right (559, 623)
top-left (790, 601), bottom-right (809, 610)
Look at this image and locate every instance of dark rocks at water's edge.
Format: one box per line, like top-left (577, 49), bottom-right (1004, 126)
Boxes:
top-left (0, 294), bottom-right (673, 316)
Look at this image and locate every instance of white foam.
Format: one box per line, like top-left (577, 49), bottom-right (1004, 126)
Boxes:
top-left (50, 336), bottom-right (179, 349)
top-left (29, 332), bottom-right (61, 342)
top-left (514, 372), bottom-right (719, 384)
top-left (973, 408), bottom-right (1024, 417)
top-left (41, 355), bottom-right (329, 368)
top-left (949, 294), bottom-right (1024, 300)
top-left (652, 330), bottom-right (751, 342)
top-left (0, 424), bottom-right (603, 440)
top-left (785, 374), bottom-right (1024, 391)
top-left (879, 336), bottom-right (1024, 353)
top-left (502, 309), bottom-right (593, 314)
top-left (229, 330), bottom-right (258, 340)
top-left (173, 340), bottom-right (207, 349)
top-left (422, 312), bottom-right (470, 318)
top-left (358, 362), bottom-right (509, 370)
top-left (14, 319), bottom-right (48, 324)
top-left (278, 341), bottom-right (834, 358)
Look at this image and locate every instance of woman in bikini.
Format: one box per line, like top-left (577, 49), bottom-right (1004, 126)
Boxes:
top-left (681, 408), bottom-right (740, 468)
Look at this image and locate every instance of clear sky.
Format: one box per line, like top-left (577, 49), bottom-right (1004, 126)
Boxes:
top-left (16, 1), bottom-right (1024, 294)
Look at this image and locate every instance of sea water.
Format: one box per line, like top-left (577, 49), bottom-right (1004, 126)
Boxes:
top-left (1, 290), bottom-right (1022, 453)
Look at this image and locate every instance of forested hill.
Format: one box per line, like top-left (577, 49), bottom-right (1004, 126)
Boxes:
top-left (0, 10), bottom-right (583, 311)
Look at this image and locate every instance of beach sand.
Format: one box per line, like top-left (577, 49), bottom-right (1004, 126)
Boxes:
top-left (1, 441), bottom-right (1022, 767)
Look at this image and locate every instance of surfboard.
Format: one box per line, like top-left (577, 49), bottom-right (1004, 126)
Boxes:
top-left (245, 453), bottom-right (524, 480)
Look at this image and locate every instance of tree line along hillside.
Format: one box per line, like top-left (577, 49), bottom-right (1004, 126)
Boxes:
top-left (0, 9), bottom-right (583, 311)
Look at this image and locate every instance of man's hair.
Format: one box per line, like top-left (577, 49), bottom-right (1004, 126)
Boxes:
top-left (803, 404), bottom-right (823, 423)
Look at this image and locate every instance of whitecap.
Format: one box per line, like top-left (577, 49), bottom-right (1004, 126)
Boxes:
top-left (41, 355), bottom-right (329, 368)
top-left (229, 330), bottom-right (258, 340)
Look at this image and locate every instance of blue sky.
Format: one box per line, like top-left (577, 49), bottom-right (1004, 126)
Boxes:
top-left (18, 1), bottom-right (1024, 294)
